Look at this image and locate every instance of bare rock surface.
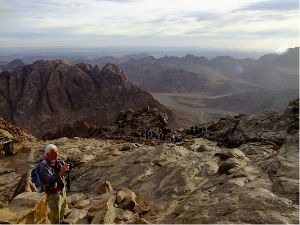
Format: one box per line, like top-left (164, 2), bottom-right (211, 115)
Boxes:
top-left (8, 131), bottom-right (293, 224)
top-left (0, 99), bottom-right (298, 224)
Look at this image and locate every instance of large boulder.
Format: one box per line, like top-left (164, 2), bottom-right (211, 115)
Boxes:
top-left (95, 181), bottom-right (114, 195)
top-left (63, 180), bottom-right (150, 224)
top-left (0, 192), bottom-right (48, 224)
top-left (10, 170), bottom-right (38, 202)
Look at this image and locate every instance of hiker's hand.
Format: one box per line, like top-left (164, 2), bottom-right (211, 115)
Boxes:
top-left (59, 164), bottom-right (69, 177)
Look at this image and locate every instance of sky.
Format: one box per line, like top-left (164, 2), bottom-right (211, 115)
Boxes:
top-left (0, 0), bottom-right (299, 53)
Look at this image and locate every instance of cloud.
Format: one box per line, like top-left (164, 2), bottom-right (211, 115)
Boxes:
top-left (95, 0), bottom-right (137, 2)
top-left (190, 12), bottom-right (219, 21)
top-left (236, 0), bottom-right (299, 11)
top-left (0, 0), bottom-right (298, 51)
top-left (251, 29), bottom-right (299, 37)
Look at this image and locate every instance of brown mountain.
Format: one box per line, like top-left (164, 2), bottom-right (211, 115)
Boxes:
top-left (259, 47), bottom-right (299, 69)
top-left (0, 60), bottom-right (171, 137)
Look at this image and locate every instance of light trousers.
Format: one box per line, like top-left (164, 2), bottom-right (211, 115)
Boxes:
top-left (46, 189), bottom-right (67, 224)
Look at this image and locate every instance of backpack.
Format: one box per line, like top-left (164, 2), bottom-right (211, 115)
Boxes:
top-left (31, 161), bottom-right (44, 192)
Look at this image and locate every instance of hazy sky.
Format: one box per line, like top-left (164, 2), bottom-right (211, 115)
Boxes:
top-left (0, 0), bottom-right (299, 52)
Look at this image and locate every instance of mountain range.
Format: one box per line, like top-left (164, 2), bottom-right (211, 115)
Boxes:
top-left (46, 47), bottom-right (298, 94)
top-left (117, 47), bottom-right (298, 120)
top-left (73, 47), bottom-right (298, 116)
top-left (0, 47), bottom-right (298, 135)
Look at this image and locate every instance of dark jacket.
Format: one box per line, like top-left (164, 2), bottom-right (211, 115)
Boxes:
top-left (39, 156), bottom-right (66, 195)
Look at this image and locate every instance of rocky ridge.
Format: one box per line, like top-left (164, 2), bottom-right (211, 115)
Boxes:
top-left (0, 98), bottom-right (298, 224)
top-left (205, 98), bottom-right (299, 148)
top-left (41, 106), bottom-right (170, 142)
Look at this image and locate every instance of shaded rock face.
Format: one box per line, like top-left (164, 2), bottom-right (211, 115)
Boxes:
top-left (206, 98), bottom-right (299, 148)
top-left (41, 120), bottom-right (97, 140)
top-left (93, 107), bottom-right (170, 142)
top-left (116, 107), bottom-right (168, 129)
top-left (0, 60), bottom-right (170, 137)
top-left (41, 106), bottom-right (170, 141)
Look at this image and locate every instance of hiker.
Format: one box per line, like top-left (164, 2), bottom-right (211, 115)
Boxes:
top-left (146, 128), bottom-right (151, 140)
top-left (171, 134), bottom-right (175, 143)
top-left (200, 126), bottom-right (207, 136)
top-left (216, 140), bottom-right (224, 148)
top-left (194, 125), bottom-right (199, 134)
top-left (39, 144), bottom-right (70, 224)
top-left (190, 126), bottom-right (194, 135)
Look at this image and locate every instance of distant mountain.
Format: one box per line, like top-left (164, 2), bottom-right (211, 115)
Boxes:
top-left (71, 53), bottom-right (151, 69)
top-left (119, 56), bottom-right (260, 95)
top-left (0, 59), bottom-right (25, 73)
top-left (0, 60), bottom-right (171, 137)
top-left (259, 47), bottom-right (299, 69)
top-left (118, 47), bottom-right (299, 93)
top-left (209, 48), bottom-right (299, 90)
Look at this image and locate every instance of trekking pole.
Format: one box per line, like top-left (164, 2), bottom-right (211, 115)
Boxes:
top-left (66, 172), bottom-right (71, 191)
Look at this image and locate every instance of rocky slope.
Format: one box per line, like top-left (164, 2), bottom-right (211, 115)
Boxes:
top-left (0, 117), bottom-right (36, 143)
top-left (0, 98), bottom-right (298, 224)
top-left (0, 60), bottom-right (171, 138)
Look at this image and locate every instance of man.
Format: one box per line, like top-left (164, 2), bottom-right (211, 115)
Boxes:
top-left (39, 144), bottom-right (69, 224)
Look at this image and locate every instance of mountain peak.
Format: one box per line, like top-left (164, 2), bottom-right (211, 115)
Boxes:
top-left (101, 63), bottom-right (130, 87)
top-left (33, 59), bottom-right (70, 66)
top-left (102, 63), bottom-right (123, 75)
top-left (75, 63), bottom-right (93, 74)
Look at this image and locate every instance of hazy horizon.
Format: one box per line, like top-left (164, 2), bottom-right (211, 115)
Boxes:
top-left (1, 0), bottom-right (299, 54)
top-left (0, 46), bottom-right (273, 61)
